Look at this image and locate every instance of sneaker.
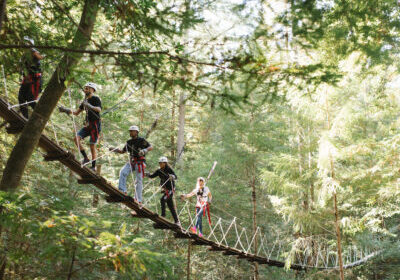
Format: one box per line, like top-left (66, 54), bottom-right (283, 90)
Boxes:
top-left (90, 166), bottom-right (96, 172)
top-left (199, 233), bottom-right (203, 237)
top-left (190, 227), bottom-right (197, 234)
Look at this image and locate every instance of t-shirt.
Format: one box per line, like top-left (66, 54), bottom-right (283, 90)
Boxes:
top-left (122, 137), bottom-right (151, 159)
top-left (22, 48), bottom-right (41, 75)
top-left (148, 166), bottom-right (177, 190)
top-left (188, 186), bottom-right (210, 208)
top-left (79, 95), bottom-right (102, 122)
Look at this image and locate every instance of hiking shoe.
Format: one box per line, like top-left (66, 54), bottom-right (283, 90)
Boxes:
top-left (82, 158), bottom-right (90, 165)
top-left (198, 233), bottom-right (203, 237)
top-left (190, 227), bottom-right (197, 234)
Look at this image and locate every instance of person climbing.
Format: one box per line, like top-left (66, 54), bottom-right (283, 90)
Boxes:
top-left (109, 125), bottom-right (153, 204)
top-left (181, 177), bottom-right (212, 237)
top-left (18, 36), bottom-right (43, 119)
top-left (58, 82), bottom-right (102, 171)
top-left (145, 156), bottom-right (180, 226)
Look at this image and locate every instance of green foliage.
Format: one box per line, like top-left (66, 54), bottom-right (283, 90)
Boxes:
top-left (1, 0), bottom-right (400, 279)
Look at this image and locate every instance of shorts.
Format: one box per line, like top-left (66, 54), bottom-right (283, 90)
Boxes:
top-left (77, 120), bottom-right (101, 144)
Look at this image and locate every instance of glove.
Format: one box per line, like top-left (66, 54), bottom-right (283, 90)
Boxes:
top-left (108, 147), bottom-right (116, 152)
top-left (169, 174), bottom-right (176, 181)
top-left (58, 106), bottom-right (72, 115)
top-left (138, 148), bottom-right (147, 156)
top-left (144, 172), bottom-right (150, 177)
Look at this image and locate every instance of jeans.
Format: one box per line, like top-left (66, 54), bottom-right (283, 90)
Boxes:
top-left (195, 206), bottom-right (204, 234)
top-left (118, 162), bottom-right (144, 202)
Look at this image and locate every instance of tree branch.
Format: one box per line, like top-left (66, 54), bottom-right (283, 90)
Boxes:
top-left (0, 44), bottom-right (228, 69)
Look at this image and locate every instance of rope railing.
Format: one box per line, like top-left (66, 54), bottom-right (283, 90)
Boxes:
top-left (0, 84), bottom-right (384, 270)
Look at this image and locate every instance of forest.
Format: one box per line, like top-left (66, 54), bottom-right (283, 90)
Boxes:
top-left (0, 0), bottom-right (399, 279)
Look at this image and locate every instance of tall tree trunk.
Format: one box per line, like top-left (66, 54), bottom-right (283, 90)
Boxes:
top-left (325, 99), bottom-right (344, 280)
top-left (0, 0), bottom-right (6, 33)
top-left (92, 164), bottom-right (101, 207)
top-left (0, 0), bottom-right (101, 191)
top-left (0, 255), bottom-right (6, 280)
top-left (250, 168), bottom-right (259, 280)
top-left (176, 93), bottom-right (185, 164)
top-left (170, 90), bottom-right (176, 159)
top-left (307, 125), bottom-right (314, 207)
top-left (186, 239), bottom-right (191, 280)
top-left (67, 245), bottom-right (77, 280)
top-left (140, 89), bottom-right (145, 126)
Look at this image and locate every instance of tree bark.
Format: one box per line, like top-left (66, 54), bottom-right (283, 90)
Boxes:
top-left (0, 0), bottom-right (6, 33)
top-left (92, 164), bottom-right (101, 207)
top-left (0, 255), bottom-right (6, 280)
top-left (67, 245), bottom-right (77, 280)
top-left (251, 169), bottom-right (259, 280)
top-left (176, 93), bottom-right (185, 164)
top-left (186, 239), bottom-right (191, 280)
top-left (170, 90), bottom-right (176, 159)
top-left (0, 0), bottom-right (101, 191)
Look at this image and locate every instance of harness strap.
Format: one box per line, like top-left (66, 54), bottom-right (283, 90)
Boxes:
top-left (196, 202), bottom-right (212, 225)
top-left (131, 156), bottom-right (146, 177)
top-left (88, 120), bottom-right (99, 141)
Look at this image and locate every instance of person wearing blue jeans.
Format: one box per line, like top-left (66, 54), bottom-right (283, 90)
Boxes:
top-left (181, 177), bottom-right (212, 237)
top-left (195, 206), bottom-right (205, 235)
top-left (109, 125), bottom-right (153, 204)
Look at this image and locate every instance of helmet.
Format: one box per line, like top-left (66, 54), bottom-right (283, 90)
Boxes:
top-left (129, 125), bottom-right (139, 132)
top-left (84, 82), bottom-right (97, 92)
top-left (159, 156), bottom-right (168, 163)
top-left (23, 36), bottom-right (34, 45)
top-left (198, 177), bottom-right (205, 182)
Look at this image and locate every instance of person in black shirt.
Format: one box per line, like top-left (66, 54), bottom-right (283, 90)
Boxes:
top-left (59, 82), bottom-right (102, 170)
top-left (145, 156), bottom-right (180, 225)
top-left (18, 36), bottom-right (43, 119)
top-left (109, 125), bottom-right (153, 203)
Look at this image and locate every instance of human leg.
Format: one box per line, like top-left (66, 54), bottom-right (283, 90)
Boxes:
top-left (118, 162), bottom-right (132, 194)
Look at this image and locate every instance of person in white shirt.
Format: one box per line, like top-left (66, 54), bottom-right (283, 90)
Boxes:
top-left (181, 177), bottom-right (212, 236)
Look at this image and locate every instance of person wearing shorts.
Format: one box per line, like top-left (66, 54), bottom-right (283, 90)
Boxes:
top-left (59, 82), bottom-right (102, 170)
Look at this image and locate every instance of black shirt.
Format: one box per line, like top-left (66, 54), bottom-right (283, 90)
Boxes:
top-left (122, 137), bottom-right (151, 159)
top-left (79, 95), bottom-right (102, 122)
top-left (148, 166), bottom-right (177, 190)
top-left (22, 48), bottom-right (41, 75)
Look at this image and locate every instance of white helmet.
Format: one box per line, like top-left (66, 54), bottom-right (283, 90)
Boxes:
top-left (23, 36), bottom-right (34, 45)
top-left (129, 125), bottom-right (139, 132)
top-left (159, 156), bottom-right (168, 163)
top-left (84, 82), bottom-right (97, 92)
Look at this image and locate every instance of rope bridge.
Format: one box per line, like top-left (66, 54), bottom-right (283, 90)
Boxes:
top-left (0, 93), bottom-right (382, 271)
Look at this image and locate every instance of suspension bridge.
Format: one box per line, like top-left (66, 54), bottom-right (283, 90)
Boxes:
top-left (0, 94), bottom-right (382, 271)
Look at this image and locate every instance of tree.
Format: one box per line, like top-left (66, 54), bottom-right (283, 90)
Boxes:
top-left (0, 0), bottom-right (101, 191)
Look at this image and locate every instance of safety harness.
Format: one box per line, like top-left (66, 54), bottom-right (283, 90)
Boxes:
top-left (22, 73), bottom-right (42, 99)
top-left (131, 156), bottom-right (146, 178)
top-left (196, 189), bottom-right (212, 225)
top-left (88, 120), bottom-right (100, 142)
